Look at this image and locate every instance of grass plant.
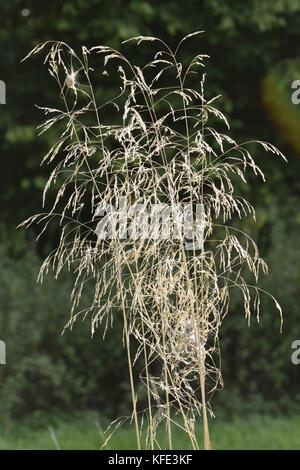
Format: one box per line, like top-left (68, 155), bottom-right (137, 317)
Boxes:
top-left (20, 33), bottom-right (286, 449)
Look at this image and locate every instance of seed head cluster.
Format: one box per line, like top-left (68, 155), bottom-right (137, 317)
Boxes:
top-left (20, 33), bottom-right (285, 449)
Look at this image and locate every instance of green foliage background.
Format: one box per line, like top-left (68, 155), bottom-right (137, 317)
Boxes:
top-left (0, 0), bottom-right (300, 424)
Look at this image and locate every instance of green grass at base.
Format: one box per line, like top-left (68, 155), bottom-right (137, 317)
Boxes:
top-left (0, 412), bottom-right (299, 450)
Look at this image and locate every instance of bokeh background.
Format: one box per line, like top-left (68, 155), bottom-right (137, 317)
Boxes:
top-left (1, 0), bottom-right (300, 449)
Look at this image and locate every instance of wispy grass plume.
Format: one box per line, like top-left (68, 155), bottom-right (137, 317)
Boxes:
top-left (20, 33), bottom-right (286, 450)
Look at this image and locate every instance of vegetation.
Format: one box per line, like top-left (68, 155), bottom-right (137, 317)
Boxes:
top-left (0, 0), bottom-right (300, 449)
top-left (19, 32), bottom-right (286, 450)
top-left (1, 412), bottom-right (300, 450)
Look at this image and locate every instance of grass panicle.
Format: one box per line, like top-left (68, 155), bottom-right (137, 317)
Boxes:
top-left (20, 33), bottom-right (286, 450)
